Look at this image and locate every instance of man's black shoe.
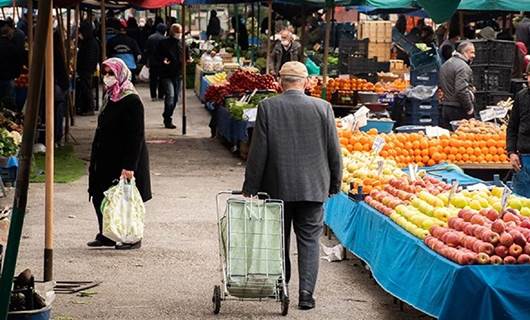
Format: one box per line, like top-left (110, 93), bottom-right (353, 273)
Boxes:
top-left (164, 123), bottom-right (176, 129)
top-left (298, 290), bottom-right (315, 310)
top-left (115, 241), bottom-right (142, 250)
top-left (87, 238), bottom-right (115, 247)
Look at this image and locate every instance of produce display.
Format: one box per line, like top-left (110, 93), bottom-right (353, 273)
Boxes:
top-left (337, 129), bottom-right (508, 167)
top-left (454, 118), bottom-right (506, 135)
top-left (204, 72), bottom-right (228, 86)
top-left (204, 69), bottom-right (279, 106)
top-left (225, 92), bottom-right (276, 121)
top-left (14, 67), bottom-right (29, 88)
top-left (309, 77), bottom-right (409, 99)
top-left (0, 128), bottom-right (20, 157)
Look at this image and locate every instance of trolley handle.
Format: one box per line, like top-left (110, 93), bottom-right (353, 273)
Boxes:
top-left (229, 191), bottom-right (270, 199)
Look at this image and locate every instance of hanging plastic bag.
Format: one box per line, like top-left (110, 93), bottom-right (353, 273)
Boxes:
top-left (101, 178), bottom-right (145, 244)
top-left (139, 65), bottom-right (150, 82)
top-left (305, 57), bottom-right (321, 76)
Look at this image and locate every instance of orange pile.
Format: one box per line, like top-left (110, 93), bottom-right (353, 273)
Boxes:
top-left (338, 129), bottom-right (509, 168)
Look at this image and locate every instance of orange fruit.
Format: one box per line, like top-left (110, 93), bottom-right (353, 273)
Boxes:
top-left (492, 154), bottom-right (500, 163)
top-left (353, 143), bottom-right (363, 151)
top-left (415, 155), bottom-right (423, 163)
top-left (462, 154), bottom-right (469, 162)
top-left (421, 148), bottom-right (429, 157)
top-left (450, 147), bottom-right (458, 154)
top-left (347, 144), bottom-right (354, 152)
top-left (485, 154), bottom-right (493, 162)
top-left (339, 137), bottom-right (348, 146)
top-left (448, 154), bottom-right (456, 162)
top-left (414, 149), bottom-right (422, 156)
top-left (422, 155), bottom-right (430, 163)
top-left (497, 147), bottom-right (505, 155)
top-left (474, 147), bottom-right (481, 156)
top-left (380, 150), bottom-right (389, 157)
top-left (443, 146), bottom-right (452, 154)
top-left (470, 155), bottom-right (478, 163)
top-left (458, 147), bottom-right (467, 154)
top-left (428, 159), bottom-right (436, 166)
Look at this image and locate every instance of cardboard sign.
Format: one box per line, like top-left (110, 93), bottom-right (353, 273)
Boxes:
top-left (372, 137), bottom-right (386, 155)
top-left (448, 180), bottom-right (459, 204)
top-left (480, 107), bottom-right (509, 122)
top-left (501, 187), bottom-right (512, 212)
top-left (376, 160), bottom-right (384, 176)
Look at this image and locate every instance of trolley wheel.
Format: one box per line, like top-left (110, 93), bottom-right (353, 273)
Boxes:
top-left (212, 285), bottom-right (221, 314)
top-left (280, 287), bottom-right (289, 316)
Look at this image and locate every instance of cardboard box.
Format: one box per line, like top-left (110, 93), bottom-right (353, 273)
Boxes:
top-left (359, 21), bottom-right (392, 43)
top-left (368, 42), bottom-right (392, 62)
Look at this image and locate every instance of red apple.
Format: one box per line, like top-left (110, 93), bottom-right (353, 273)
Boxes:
top-left (455, 220), bottom-right (468, 232)
top-left (509, 230), bottom-right (527, 247)
top-left (509, 244), bottom-right (523, 257)
top-left (473, 226), bottom-right (488, 239)
top-left (464, 224), bottom-right (476, 236)
top-left (460, 209), bottom-right (475, 222)
top-left (464, 237), bottom-right (478, 250)
top-left (471, 215), bottom-right (486, 225)
top-left (520, 219), bottom-right (530, 229)
top-left (447, 217), bottom-right (460, 229)
top-left (490, 255), bottom-right (503, 265)
top-left (503, 212), bottom-right (521, 224)
top-left (500, 233), bottom-right (514, 247)
top-left (504, 256), bottom-right (517, 264)
top-left (517, 254), bottom-right (530, 264)
top-left (481, 231), bottom-right (500, 245)
top-left (430, 226), bottom-right (446, 238)
top-left (495, 245), bottom-right (509, 258)
top-left (486, 209), bottom-right (499, 222)
top-left (491, 220), bottom-right (506, 234)
top-left (524, 243), bottom-right (530, 255)
top-left (445, 232), bottom-right (460, 247)
top-left (479, 208), bottom-right (489, 217)
top-left (478, 243), bottom-right (495, 255)
top-left (506, 221), bottom-right (518, 229)
top-left (477, 252), bottom-right (490, 264)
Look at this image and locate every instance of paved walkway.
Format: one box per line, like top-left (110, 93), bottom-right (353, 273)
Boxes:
top-left (15, 85), bottom-right (428, 319)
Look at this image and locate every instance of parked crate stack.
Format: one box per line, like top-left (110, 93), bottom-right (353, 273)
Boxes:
top-left (403, 71), bottom-right (440, 126)
top-left (470, 39), bottom-right (515, 114)
top-left (359, 21), bottom-right (392, 62)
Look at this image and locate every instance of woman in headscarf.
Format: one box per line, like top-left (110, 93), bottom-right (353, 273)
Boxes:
top-left (87, 58), bottom-right (151, 250)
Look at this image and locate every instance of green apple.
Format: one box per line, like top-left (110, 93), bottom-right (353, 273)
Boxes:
top-left (522, 198), bottom-right (530, 208)
top-left (438, 194), bottom-right (449, 206)
top-left (508, 197), bottom-right (523, 210)
top-left (470, 200), bottom-right (482, 211)
top-left (521, 207), bottom-right (530, 217)
top-left (491, 187), bottom-right (503, 198)
top-left (422, 218), bottom-right (435, 230)
top-left (450, 195), bottom-right (468, 209)
top-left (478, 197), bottom-right (490, 208)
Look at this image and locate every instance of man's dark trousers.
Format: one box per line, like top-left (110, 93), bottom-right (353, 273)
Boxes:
top-left (283, 201), bottom-right (323, 294)
top-left (149, 66), bottom-right (163, 100)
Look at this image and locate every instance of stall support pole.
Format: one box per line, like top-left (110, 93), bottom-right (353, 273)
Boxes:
top-left (44, 2), bottom-right (55, 283)
top-left (71, 4), bottom-right (80, 125)
top-left (458, 11), bottom-right (464, 38)
top-left (265, 0), bottom-right (272, 74)
top-left (181, 4), bottom-right (187, 136)
top-left (234, 4), bottom-right (240, 64)
top-left (322, 2), bottom-right (333, 100)
top-left (0, 0), bottom-right (52, 316)
top-left (65, 8), bottom-right (71, 142)
top-left (27, 0), bottom-right (33, 65)
top-left (101, 0), bottom-right (107, 61)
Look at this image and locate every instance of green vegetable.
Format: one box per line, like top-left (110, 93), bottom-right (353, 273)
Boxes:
top-left (0, 128), bottom-right (17, 157)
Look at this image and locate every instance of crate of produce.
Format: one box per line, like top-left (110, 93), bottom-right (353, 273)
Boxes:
top-left (339, 37), bottom-right (368, 58)
top-left (368, 42), bottom-right (392, 62)
top-left (405, 97), bottom-right (439, 114)
top-left (347, 57), bottom-right (390, 75)
top-left (470, 39), bottom-right (516, 67)
top-left (409, 47), bottom-right (441, 73)
top-left (404, 110), bottom-right (439, 126)
top-left (471, 65), bottom-right (512, 91)
top-left (410, 70), bottom-right (439, 87)
top-left (359, 21), bottom-right (392, 43)
top-left (473, 91), bottom-right (513, 113)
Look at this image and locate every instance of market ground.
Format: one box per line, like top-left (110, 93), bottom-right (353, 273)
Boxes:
top-left (14, 85), bottom-right (431, 320)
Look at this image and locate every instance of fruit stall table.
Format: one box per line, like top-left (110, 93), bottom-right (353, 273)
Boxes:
top-left (215, 105), bottom-right (253, 152)
top-left (324, 193), bottom-right (530, 320)
top-left (457, 163), bottom-right (513, 182)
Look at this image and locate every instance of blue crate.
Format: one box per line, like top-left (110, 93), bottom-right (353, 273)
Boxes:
top-left (404, 110), bottom-right (439, 126)
top-left (360, 119), bottom-right (395, 133)
top-left (410, 70), bottom-right (439, 87)
top-left (405, 97), bottom-right (439, 114)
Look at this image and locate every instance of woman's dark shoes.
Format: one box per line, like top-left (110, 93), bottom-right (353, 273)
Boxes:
top-left (87, 238), bottom-right (115, 247)
top-left (164, 123), bottom-right (176, 129)
top-left (115, 241), bottom-right (142, 250)
top-left (298, 290), bottom-right (315, 310)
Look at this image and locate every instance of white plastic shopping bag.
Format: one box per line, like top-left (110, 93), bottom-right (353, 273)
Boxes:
top-left (139, 65), bottom-right (150, 82)
top-left (101, 178), bottom-right (145, 244)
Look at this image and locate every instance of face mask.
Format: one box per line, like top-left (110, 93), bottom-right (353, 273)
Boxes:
top-left (174, 33), bottom-right (182, 39)
top-left (281, 40), bottom-right (290, 47)
top-left (103, 75), bottom-right (117, 88)
top-left (53, 20), bottom-right (58, 29)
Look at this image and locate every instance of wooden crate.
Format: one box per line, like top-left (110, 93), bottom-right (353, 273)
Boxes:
top-left (368, 42), bottom-right (392, 62)
top-left (359, 21), bottom-right (392, 43)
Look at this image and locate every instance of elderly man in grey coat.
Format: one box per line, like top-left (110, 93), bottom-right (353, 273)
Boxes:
top-left (242, 61), bottom-right (342, 310)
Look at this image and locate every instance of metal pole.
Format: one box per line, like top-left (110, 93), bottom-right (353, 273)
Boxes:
top-left (65, 8), bottom-right (71, 142)
top-left (71, 4), bottom-right (80, 125)
top-left (234, 4), bottom-right (240, 64)
top-left (0, 0), bottom-right (53, 315)
top-left (27, 0), bottom-right (33, 65)
top-left (458, 11), bottom-right (464, 38)
top-left (266, 0), bottom-right (272, 74)
top-left (101, 0), bottom-right (107, 61)
top-left (322, 3), bottom-right (332, 100)
top-left (181, 4), bottom-right (187, 135)
top-left (44, 2), bottom-right (55, 283)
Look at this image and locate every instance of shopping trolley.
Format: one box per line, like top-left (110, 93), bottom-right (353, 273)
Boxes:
top-left (212, 191), bottom-right (289, 316)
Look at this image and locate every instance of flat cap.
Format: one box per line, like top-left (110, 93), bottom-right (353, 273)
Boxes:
top-left (279, 61), bottom-right (308, 78)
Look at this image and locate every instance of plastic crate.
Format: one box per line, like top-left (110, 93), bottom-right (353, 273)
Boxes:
top-left (404, 110), bottom-right (439, 126)
top-left (474, 91), bottom-right (513, 114)
top-left (348, 57), bottom-right (390, 75)
top-left (360, 119), bottom-right (395, 133)
top-left (470, 40), bottom-right (516, 67)
top-left (405, 98), bottom-right (439, 114)
top-left (339, 38), bottom-right (368, 58)
top-left (410, 70), bottom-right (439, 87)
top-left (472, 65), bottom-right (512, 91)
top-left (409, 47), bottom-right (441, 72)
top-left (0, 166), bottom-right (17, 184)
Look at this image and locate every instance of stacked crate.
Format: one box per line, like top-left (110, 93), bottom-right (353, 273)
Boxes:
top-left (403, 71), bottom-right (440, 126)
top-left (470, 40), bottom-right (515, 115)
top-left (359, 21), bottom-right (392, 62)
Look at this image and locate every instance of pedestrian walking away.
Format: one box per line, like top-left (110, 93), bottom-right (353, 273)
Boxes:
top-left (242, 61), bottom-right (342, 310)
top-left (438, 41), bottom-right (476, 130)
top-left (87, 57), bottom-right (151, 250)
top-left (158, 23), bottom-right (188, 129)
top-left (507, 65), bottom-right (530, 198)
top-left (107, 20), bottom-right (142, 83)
top-left (76, 21), bottom-right (100, 116)
top-left (144, 23), bottom-right (167, 101)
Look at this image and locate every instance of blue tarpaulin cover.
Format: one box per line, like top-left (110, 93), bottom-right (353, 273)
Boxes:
top-left (216, 106), bottom-right (250, 144)
top-left (324, 193), bottom-right (530, 320)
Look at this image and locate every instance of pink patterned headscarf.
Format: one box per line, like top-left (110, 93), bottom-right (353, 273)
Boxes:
top-left (102, 57), bottom-right (138, 102)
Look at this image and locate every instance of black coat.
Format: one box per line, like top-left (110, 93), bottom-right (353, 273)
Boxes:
top-left (507, 88), bottom-right (530, 155)
top-left (0, 36), bottom-right (23, 81)
top-left (158, 37), bottom-right (185, 79)
top-left (77, 21), bottom-right (100, 76)
top-left (89, 94), bottom-right (152, 202)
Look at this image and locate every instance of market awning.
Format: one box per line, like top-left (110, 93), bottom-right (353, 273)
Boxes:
top-left (458, 0), bottom-right (530, 11)
top-left (0, 0), bottom-right (184, 9)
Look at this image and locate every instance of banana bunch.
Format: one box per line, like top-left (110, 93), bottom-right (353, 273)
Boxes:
top-left (205, 72), bottom-right (228, 85)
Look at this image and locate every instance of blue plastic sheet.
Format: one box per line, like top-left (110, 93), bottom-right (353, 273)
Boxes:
top-left (199, 76), bottom-right (210, 102)
top-left (403, 163), bottom-right (483, 186)
top-left (324, 193), bottom-right (530, 320)
top-left (216, 106), bottom-right (250, 144)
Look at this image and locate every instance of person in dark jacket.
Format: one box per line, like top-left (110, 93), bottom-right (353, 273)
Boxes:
top-left (507, 66), bottom-right (530, 198)
top-left (206, 10), bottom-right (221, 39)
top-left (107, 22), bottom-right (141, 82)
top-left (158, 23), bottom-right (188, 129)
top-left (126, 17), bottom-right (142, 50)
top-left (0, 20), bottom-right (23, 109)
top-left (516, 14), bottom-right (530, 51)
top-left (144, 23), bottom-right (166, 101)
top-left (438, 41), bottom-right (476, 129)
top-left (76, 21), bottom-right (100, 115)
top-left (242, 62), bottom-right (342, 311)
top-left (231, 15), bottom-right (249, 51)
top-left (88, 58), bottom-right (151, 250)
top-left (271, 29), bottom-right (305, 76)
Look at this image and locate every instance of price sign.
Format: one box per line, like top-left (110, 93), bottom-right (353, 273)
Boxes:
top-left (501, 187), bottom-right (512, 212)
top-left (408, 164), bottom-right (417, 182)
top-left (376, 160), bottom-right (384, 176)
top-left (480, 107), bottom-right (509, 122)
top-left (372, 137), bottom-right (386, 155)
top-left (447, 180), bottom-right (459, 205)
top-left (340, 114), bottom-right (355, 132)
